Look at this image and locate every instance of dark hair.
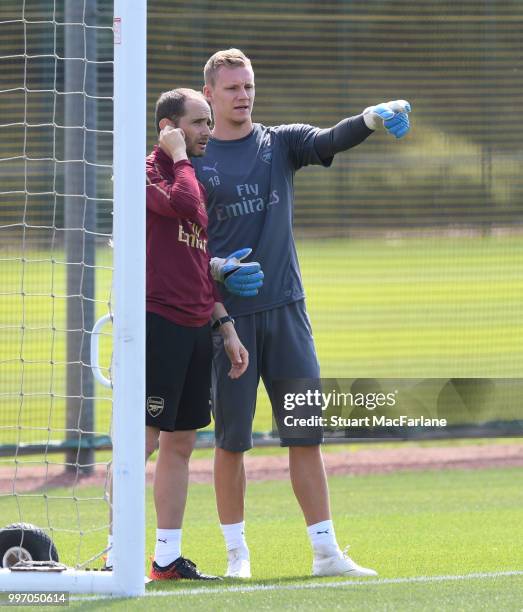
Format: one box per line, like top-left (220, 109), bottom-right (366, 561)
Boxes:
top-left (154, 88), bottom-right (204, 134)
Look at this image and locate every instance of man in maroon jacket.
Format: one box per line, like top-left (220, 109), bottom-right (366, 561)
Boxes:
top-left (107, 88), bottom-right (262, 581)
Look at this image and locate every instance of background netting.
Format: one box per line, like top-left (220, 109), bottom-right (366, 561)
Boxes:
top-left (0, 0), bottom-right (114, 567)
top-left (148, 0), bottom-right (523, 232)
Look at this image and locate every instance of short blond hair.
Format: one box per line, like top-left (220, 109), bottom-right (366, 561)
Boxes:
top-left (204, 48), bottom-right (252, 86)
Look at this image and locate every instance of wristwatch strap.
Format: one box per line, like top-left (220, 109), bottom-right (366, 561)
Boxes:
top-left (212, 315), bottom-right (235, 331)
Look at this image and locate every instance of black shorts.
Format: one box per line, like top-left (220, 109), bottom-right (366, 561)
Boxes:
top-left (146, 311), bottom-right (212, 432)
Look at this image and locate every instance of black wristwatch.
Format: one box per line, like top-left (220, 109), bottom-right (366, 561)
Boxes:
top-left (212, 315), bottom-right (235, 331)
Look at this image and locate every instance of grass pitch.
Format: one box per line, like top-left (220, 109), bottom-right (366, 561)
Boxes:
top-left (2, 465), bottom-right (522, 609)
top-left (1, 234), bottom-right (523, 443)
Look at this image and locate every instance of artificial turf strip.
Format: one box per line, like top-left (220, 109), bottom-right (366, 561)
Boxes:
top-left (2, 466), bottom-right (522, 609)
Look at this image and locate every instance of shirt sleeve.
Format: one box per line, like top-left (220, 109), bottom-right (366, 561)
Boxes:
top-left (208, 266), bottom-right (223, 303)
top-left (313, 115), bottom-right (373, 161)
top-left (274, 123), bottom-right (333, 171)
top-left (146, 158), bottom-right (204, 224)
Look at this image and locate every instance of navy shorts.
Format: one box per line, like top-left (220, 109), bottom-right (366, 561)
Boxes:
top-left (146, 312), bottom-right (212, 432)
top-left (211, 300), bottom-right (323, 451)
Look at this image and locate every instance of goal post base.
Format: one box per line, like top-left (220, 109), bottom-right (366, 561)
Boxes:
top-left (0, 567), bottom-right (148, 596)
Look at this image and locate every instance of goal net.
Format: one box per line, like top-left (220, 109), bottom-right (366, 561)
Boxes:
top-left (0, 0), bottom-right (146, 596)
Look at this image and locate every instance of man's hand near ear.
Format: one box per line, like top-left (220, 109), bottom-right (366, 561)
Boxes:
top-left (159, 125), bottom-right (188, 163)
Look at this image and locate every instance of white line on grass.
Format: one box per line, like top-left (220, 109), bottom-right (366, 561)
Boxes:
top-left (71, 570), bottom-right (523, 601)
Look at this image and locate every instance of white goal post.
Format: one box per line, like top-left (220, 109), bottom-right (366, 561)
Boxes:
top-left (0, 0), bottom-right (146, 597)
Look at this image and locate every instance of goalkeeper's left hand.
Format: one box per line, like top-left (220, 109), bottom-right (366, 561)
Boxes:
top-left (363, 100), bottom-right (411, 139)
top-left (210, 248), bottom-right (264, 297)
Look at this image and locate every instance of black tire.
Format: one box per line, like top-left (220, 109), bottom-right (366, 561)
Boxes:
top-left (0, 523), bottom-right (59, 568)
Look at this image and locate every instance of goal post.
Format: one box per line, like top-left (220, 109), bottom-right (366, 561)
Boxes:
top-left (0, 0), bottom-right (146, 597)
top-left (110, 0), bottom-right (147, 597)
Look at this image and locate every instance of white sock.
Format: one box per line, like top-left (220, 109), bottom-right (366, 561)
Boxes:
top-left (154, 528), bottom-right (182, 567)
top-left (221, 521), bottom-right (248, 554)
top-left (307, 520), bottom-right (341, 558)
top-left (105, 534), bottom-right (113, 567)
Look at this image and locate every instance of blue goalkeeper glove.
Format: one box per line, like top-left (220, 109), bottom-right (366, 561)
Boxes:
top-left (363, 100), bottom-right (411, 139)
top-left (210, 248), bottom-right (264, 297)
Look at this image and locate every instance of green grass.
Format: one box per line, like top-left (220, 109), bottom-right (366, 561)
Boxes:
top-left (1, 234), bottom-right (523, 442)
top-left (302, 235), bottom-right (523, 378)
top-left (70, 576), bottom-right (523, 611)
top-left (2, 466), bottom-right (522, 609)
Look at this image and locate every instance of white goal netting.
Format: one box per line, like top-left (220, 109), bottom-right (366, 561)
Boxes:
top-left (0, 0), bottom-right (115, 570)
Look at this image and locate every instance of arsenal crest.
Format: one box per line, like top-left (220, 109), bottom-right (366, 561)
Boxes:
top-left (147, 396), bottom-right (165, 417)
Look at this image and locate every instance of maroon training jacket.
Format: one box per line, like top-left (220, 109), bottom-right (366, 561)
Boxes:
top-left (145, 145), bottom-right (220, 327)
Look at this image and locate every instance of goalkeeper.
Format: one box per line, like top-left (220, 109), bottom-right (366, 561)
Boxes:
top-left (191, 49), bottom-right (411, 579)
top-left (106, 88), bottom-right (263, 581)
